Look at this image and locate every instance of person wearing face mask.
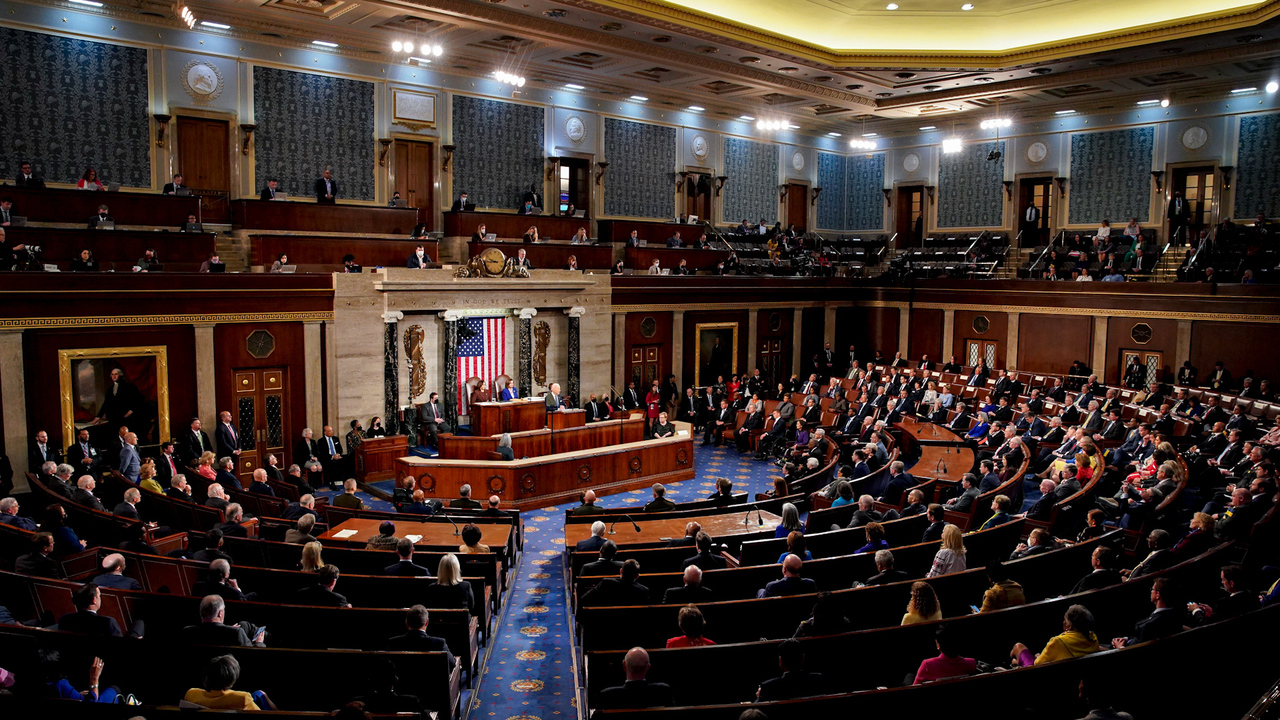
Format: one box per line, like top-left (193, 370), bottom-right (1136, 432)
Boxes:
top-left (407, 244), bottom-right (432, 268)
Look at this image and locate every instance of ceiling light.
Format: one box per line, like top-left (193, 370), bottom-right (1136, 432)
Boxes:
top-left (402, 42), bottom-right (415, 54)
top-left (564, 83), bottom-right (585, 90)
top-left (1230, 87), bottom-right (1257, 94)
top-left (961, 3), bottom-right (974, 9)
top-left (979, 118), bottom-right (1013, 129)
top-left (862, 132), bottom-right (878, 137)
top-left (69, 0), bottom-right (104, 6)
top-left (1054, 109), bottom-right (1076, 115)
top-left (407, 57), bottom-right (431, 65)
top-left (200, 21), bottom-right (230, 29)
top-left (391, 41), bottom-right (403, 52)
top-left (629, 95), bottom-right (648, 101)
top-left (919, 125), bottom-right (936, 130)
top-left (1135, 99), bottom-right (1160, 106)
top-left (850, 138), bottom-right (877, 150)
top-left (942, 138), bottom-right (962, 153)
top-left (886, 2), bottom-right (898, 7)
top-left (312, 40), bottom-right (338, 48)
top-left (788, 124), bottom-right (800, 129)
top-left (827, 132), bottom-right (842, 137)
top-left (1268, 81), bottom-right (1279, 93)
top-left (739, 115), bottom-right (755, 121)
top-left (177, 4), bottom-right (196, 28)
top-left (688, 105), bottom-right (705, 111)
top-left (432, 45), bottom-right (443, 57)
top-left (1160, 99), bottom-right (1170, 107)
top-left (494, 70), bottom-right (526, 87)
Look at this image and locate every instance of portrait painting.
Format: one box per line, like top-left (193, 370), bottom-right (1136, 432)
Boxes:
top-left (59, 346), bottom-right (170, 449)
top-left (694, 322), bottom-right (738, 387)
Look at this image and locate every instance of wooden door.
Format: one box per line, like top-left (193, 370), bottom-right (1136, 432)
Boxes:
top-left (759, 337), bottom-right (785, 390)
top-left (394, 141), bottom-right (434, 229)
top-left (786, 183), bottom-right (807, 233)
top-left (1172, 166), bottom-right (1215, 241)
top-left (630, 345), bottom-right (661, 391)
top-left (1121, 350), bottom-right (1164, 387)
top-left (685, 175), bottom-right (712, 222)
top-left (1017, 178), bottom-right (1053, 246)
top-left (176, 117), bottom-right (230, 222)
top-left (965, 339), bottom-right (999, 371)
top-left (232, 368), bottom-right (287, 483)
top-left (895, 186), bottom-right (924, 247)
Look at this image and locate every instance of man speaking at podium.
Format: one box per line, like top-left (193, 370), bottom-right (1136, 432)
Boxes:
top-left (545, 383), bottom-right (566, 412)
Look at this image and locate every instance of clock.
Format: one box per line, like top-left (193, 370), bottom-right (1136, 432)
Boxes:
top-left (1181, 126), bottom-right (1209, 151)
top-left (564, 115), bottom-right (586, 144)
top-left (1027, 141), bottom-right (1048, 164)
top-left (903, 153), bottom-right (921, 173)
top-left (246, 330), bottom-right (275, 359)
top-left (478, 248), bottom-right (508, 276)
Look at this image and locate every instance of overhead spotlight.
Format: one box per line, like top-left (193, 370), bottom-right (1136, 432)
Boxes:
top-left (1230, 87), bottom-right (1257, 94)
top-left (739, 115), bottom-right (755, 121)
top-left (979, 118), bottom-right (1013, 129)
top-left (432, 44), bottom-right (443, 57)
top-left (1135, 99), bottom-right (1160, 106)
top-left (1268, 81), bottom-right (1279, 93)
top-left (1054, 109), bottom-right (1076, 115)
top-left (919, 125), bottom-right (937, 130)
top-left (849, 138), bottom-right (877, 150)
top-left (392, 41), bottom-right (403, 52)
top-left (1160, 99), bottom-right (1170, 107)
top-left (493, 70), bottom-right (527, 87)
top-left (942, 138), bottom-right (962, 153)
top-left (403, 42), bottom-right (415, 54)
top-left (175, 3), bottom-right (197, 28)
top-left (886, 2), bottom-right (899, 7)
top-left (961, 3), bottom-right (974, 9)
top-left (312, 40), bottom-right (338, 48)
top-left (688, 105), bottom-right (705, 112)
top-left (630, 95), bottom-right (648, 102)
top-left (564, 84), bottom-right (585, 90)
top-left (200, 21), bottom-right (231, 29)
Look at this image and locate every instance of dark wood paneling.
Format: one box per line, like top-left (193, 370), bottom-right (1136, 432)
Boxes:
top-left (799, 307), bottom-right (827, 378)
top-left (953, 310), bottom-right (1007, 369)
top-left (176, 116), bottom-right (230, 223)
top-left (24, 326), bottom-right (199, 450)
top-left (1021, 313), bottom-right (1092, 376)
top-left (598, 219), bottom-right (703, 245)
top-left (755, 308), bottom-right (794, 383)
top-left (5, 227), bottom-right (215, 271)
top-left (786, 184), bottom-right (807, 233)
top-left (838, 306), bottom-right (898, 360)
top-left (907, 308), bottom-right (943, 363)
top-left (231, 200), bottom-right (418, 234)
top-left (393, 140), bottom-right (434, 229)
top-left (1105, 317), bottom-right (1179, 384)
top-left (0, 186), bottom-right (200, 225)
top-left (624, 311), bottom-right (673, 394)
top-left (469, 241), bottom-right (613, 270)
top-left (682, 310), bottom-right (750, 389)
top-left (214, 322), bottom-right (308, 470)
top-left (443, 211), bottom-right (585, 241)
top-left (625, 247), bottom-right (729, 272)
top-left (250, 235), bottom-right (438, 272)
top-left (1190, 322), bottom-right (1280, 389)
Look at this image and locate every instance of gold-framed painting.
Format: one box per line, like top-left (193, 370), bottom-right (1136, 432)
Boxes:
top-left (59, 345), bottom-right (170, 450)
top-left (694, 322), bottom-right (738, 387)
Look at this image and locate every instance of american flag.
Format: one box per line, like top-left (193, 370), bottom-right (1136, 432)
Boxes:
top-left (457, 316), bottom-right (506, 415)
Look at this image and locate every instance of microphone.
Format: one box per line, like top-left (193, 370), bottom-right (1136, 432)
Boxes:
top-left (438, 508), bottom-right (460, 536)
top-left (936, 458), bottom-right (948, 474)
top-left (609, 515), bottom-right (641, 534)
top-left (743, 507), bottom-right (764, 527)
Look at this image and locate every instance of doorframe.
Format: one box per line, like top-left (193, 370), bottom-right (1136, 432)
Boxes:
top-left (389, 133), bottom-right (440, 233)
top-left (554, 148), bottom-right (595, 227)
top-left (783, 178), bottom-right (811, 231)
top-left (1163, 160), bottom-right (1221, 244)
top-left (682, 164), bottom-right (715, 226)
top-left (1013, 172), bottom-right (1057, 247)
top-left (169, 106), bottom-right (240, 200)
top-left (892, 181), bottom-right (928, 247)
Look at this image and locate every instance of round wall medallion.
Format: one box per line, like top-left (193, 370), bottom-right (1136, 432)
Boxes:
top-left (972, 315), bottom-right (990, 334)
top-left (639, 316), bottom-right (658, 338)
top-left (417, 473), bottom-right (437, 493)
top-left (564, 115), bottom-right (586, 144)
top-left (690, 134), bottom-right (709, 161)
top-left (676, 447), bottom-right (689, 465)
top-left (181, 59), bottom-right (224, 104)
top-left (903, 153), bottom-right (921, 173)
top-left (519, 473), bottom-right (537, 495)
top-left (1181, 125), bottom-right (1209, 151)
top-left (487, 474), bottom-right (507, 495)
top-left (246, 330), bottom-right (275, 359)
top-left (791, 151), bottom-right (805, 172)
top-left (1130, 323), bottom-right (1153, 344)
top-left (768, 312), bottom-right (783, 332)
top-left (1026, 141), bottom-right (1048, 164)
top-left (628, 456), bottom-right (643, 475)
top-left (577, 464), bottom-right (592, 483)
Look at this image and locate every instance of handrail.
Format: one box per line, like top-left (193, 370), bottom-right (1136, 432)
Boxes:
top-left (1188, 224), bottom-right (1214, 270)
top-left (1028, 242), bottom-right (1053, 273)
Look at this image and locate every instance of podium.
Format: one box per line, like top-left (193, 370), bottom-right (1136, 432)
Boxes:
top-left (548, 408), bottom-right (586, 430)
top-left (470, 399), bottom-right (547, 436)
top-left (354, 435), bottom-right (408, 482)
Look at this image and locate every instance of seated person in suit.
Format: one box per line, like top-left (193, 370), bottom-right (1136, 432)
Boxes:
top-left (575, 521), bottom-right (607, 552)
top-left (387, 605), bottom-right (455, 667)
top-left (682, 531), bottom-right (727, 570)
top-left (865, 549), bottom-right (910, 586)
top-left (198, 252), bottom-right (222, 273)
top-left (86, 204), bottom-right (113, 229)
top-left (93, 553), bottom-right (142, 591)
top-left (499, 378), bottom-right (520, 400)
top-left (451, 192), bottom-right (471, 212)
top-left (451, 483), bottom-right (481, 509)
top-left (423, 554), bottom-right (475, 614)
top-left (407, 244), bottom-right (432, 268)
top-left (70, 247), bottom-right (98, 271)
top-left (581, 539), bottom-right (624, 577)
top-left (332, 478), bottom-right (365, 510)
top-left (113, 487), bottom-right (143, 521)
top-left (295, 564), bottom-right (350, 607)
top-left (215, 503), bottom-right (250, 539)
top-left (458, 523), bottom-right (490, 554)
top-left (180, 213), bottom-right (203, 233)
top-left (494, 433), bottom-right (515, 461)
top-left (580, 559), bottom-right (650, 607)
top-left (945, 474), bottom-right (981, 512)
top-left (643, 483), bottom-right (677, 512)
top-left (1111, 577), bottom-right (1186, 647)
top-left (15, 532), bottom-right (63, 579)
top-left (0, 496), bottom-right (37, 530)
top-left (399, 489), bottom-right (436, 516)
top-left (596, 647), bottom-right (673, 710)
top-left (246, 468), bottom-right (274, 496)
top-left (259, 179), bottom-right (282, 201)
top-left (193, 529), bottom-right (232, 564)
top-left (757, 639), bottom-right (824, 702)
top-left (181, 594), bottom-right (265, 647)
top-left (758, 554), bottom-right (817, 598)
top-left (663, 565), bottom-right (713, 604)
top-left (285, 514), bottom-right (319, 545)
top-left (56, 582), bottom-right (138, 638)
top-left (386, 538), bottom-right (433, 576)
top-left (193, 558), bottom-right (256, 602)
top-left (572, 489), bottom-right (605, 516)
top-left (1070, 546), bottom-right (1123, 594)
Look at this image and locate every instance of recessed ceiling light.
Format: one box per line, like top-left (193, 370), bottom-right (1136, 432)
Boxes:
top-left (961, 3), bottom-right (974, 9)
top-left (1135, 99), bottom-right (1161, 106)
top-left (886, 2), bottom-right (898, 8)
top-left (564, 83), bottom-right (585, 90)
top-left (629, 95), bottom-right (648, 101)
top-left (1161, 99), bottom-right (1170, 107)
top-left (200, 21), bottom-right (230, 29)
top-left (827, 132), bottom-right (842, 137)
top-left (1055, 109), bottom-right (1076, 115)
top-left (312, 40), bottom-right (338, 48)
top-left (69, 0), bottom-right (104, 6)
top-left (942, 138), bottom-right (963, 153)
top-left (407, 57), bottom-right (431, 65)
top-left (688, 105), bottom-right (705, 111)
top-left (1231, 87), bottom-right (1257, 94)
top-left (739, 115), bottom-right (755, 121)
top-left (1268, 81), bottom-right (1279, 93)
top-left (788, 124), bottom-right (800, 129)
top-left (862, 132), bottom-right (878, 137)
top-left (919, 125), bottom-right (936, 130)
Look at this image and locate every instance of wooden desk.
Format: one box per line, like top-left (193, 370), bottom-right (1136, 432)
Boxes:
top-left (625, 246), bottom-right (730, 272)
top-left (395, 435), bottom-right (696, 511)
top-left (564, 509), bottom-right (781, 547)
top-left (443, 210), bottom-right (584, 241)
top-left (437, 416), bottom-right (644, 460)
top-left (318, 517), bottom-right (511, 549)
top-left (598, 219), bottom-right (702, 246)
top-left (470, 399), bottom-right (547, 436)
top-left (0, 186), bottom-right (201, 225)
top-left (232, 200), bottom-right (419, 234)
top-left (468, 240), bottom-right (613, 269)
top-left (354, 435), bottom-right (408, 482)
top-left (897, 416), bottom-right (966, 447)
top-left (251, 235), bottom-right (438, 272)
top-left (894, 419), bottom-right (972, 483)
top-left (6, 227), bottom-right (216, 271)
top-left (549, 408), bottom-right (587, 430)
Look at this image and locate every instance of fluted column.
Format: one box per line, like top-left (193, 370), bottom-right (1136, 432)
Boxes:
top-left (565, 306), bottom-right (586, 407)
top-left (0, 330), bottom-right (29, 492)
top-left (517, 308), bottom-right (537, 397)
top-left (441, 310), bottom-right (461, 433)
top-left (383, 311), bottom-right (404, 426)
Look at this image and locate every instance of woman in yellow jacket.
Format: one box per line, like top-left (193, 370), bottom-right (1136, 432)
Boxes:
top-left (1010, 604), bottom-right (1101, 666)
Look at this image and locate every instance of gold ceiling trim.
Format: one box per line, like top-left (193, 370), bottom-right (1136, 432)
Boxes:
top-left (573, 0), bottom-right (1280, 69)
top-left (0, 311), bottom-right (334, 330)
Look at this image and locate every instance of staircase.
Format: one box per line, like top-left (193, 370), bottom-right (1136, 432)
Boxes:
top-left (217, 230), bottom-right (252, 272)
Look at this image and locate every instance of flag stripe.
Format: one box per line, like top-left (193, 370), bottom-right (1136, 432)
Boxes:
top-left (456, 317), bottom-right (507, 415)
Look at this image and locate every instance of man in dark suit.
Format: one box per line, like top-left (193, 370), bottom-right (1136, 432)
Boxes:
top-left (418, 393), bottom-right (447, 450)
top-left (93, 553), bottom-right (142, 591)
top-left (28, 429), bottom-right (57, 473)
top-left (759, 555), bottom-right (817, 597)
top-left (449, 192), bottom-right (471, 212)
top-left (702, 400), bottom-right (735, 446)
top-left (922, 504), bottom-right (946, 542)
top-left (879, 461), bottom-right (914, 505)
top-left (865, 550), bottom-right (910, 586)
top-left (595, 647), bottom-right (673, 710)
top-left (571, 489), bottom-right (604, 516)
top-left (57, 583), bottom-right (143, 638)
top-left (757, 640), bottom-right (823, 702)
top-left (182, 418), bottom-right (214, 467)
top-left (946, 474), bottom-right (981, 513)
top-left (1020, 202), bottom-right (1041, 244)
top-left (192, 558), bottom-right (255, 601)
top-left (314, 168), bottom-right (337, 204)
top-left (316, 426), bottom-right (345, 487)
top-left (581, 540), bottom-right (624, 577)
top-left (450, 483), bottom-right (481, 509)
top-left (1188, 565), bottom-right (1261, 625)
top-left (0, 497), bottom-right (37, 530)
top-left (579, 560), bottom-right (649, 607)
top-left (544, 382), bottom-right (565, 413)
top-left (387, 605), bottom-right (456, 667)
top-left (215, 504), bottom-right (250, 539)
top-left (162, 173), bottom-right (186, 195)
top-left (259, 178), bottom-right (281, 200)
top-left (215, 410), bottom-right (242, 462)
top-left (296, 565), bottom-right (350, 607)
top-left (621, 382), bottom-right (641, 411)
top-left (735, 406), bottom-right (765, 453)
top-left (1111, 577), bottom-right (1186, 647)
top-left (575, 521), bottom-right (608, 552)
top-left (1167, 191), bottom-right (1190, 243)
top-left (407, 244), bottom-right (432, 268)
top-left (663, 565), bottom-right (714, 604)
top-left (181, 594), bottom-right (265, 647)
top-left (681, 532), bottom-right (726, 570)
top-left (214, 457), bottom-right (241, 491)
top-left (64, 429), bottom-right (100, 477)
top-left (87, 204), bottom-right (114, 229)
top-left (15, 533), bottom-right (63, 578)
top-left (584, 394), bottom-right (609, 423)
top-left (113, 487), bottom-right (142, 521)
top-left (15, 161), bottom-right (44, 188)
top-left (1070, 547), bottom-right (1122, 594)
top-left (643, 483), bottom-right (676, 512)
top-left (977, 459), bottom-right (1002, 494)
top-left (385, 539), bottom-right (433, 577)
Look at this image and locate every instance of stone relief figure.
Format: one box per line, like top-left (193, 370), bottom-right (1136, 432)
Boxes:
top-left (533, 321), bottom-right (551, 387)
top-left (403, 324), bottom-right (426, 400)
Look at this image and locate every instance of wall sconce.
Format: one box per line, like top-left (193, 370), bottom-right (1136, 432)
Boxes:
top-left (882, 188), bottom-right (892, 207)
top-left (1219, 166), bottom-right (1234, 190)
top-left (595, 161), bottom-right (609, 186)
top-left (924, 185), bottom-right (936, 205)
top-left (778, 184), bottom-right (789, 201)
top-left (1151, 170), bottom-right (1165, 193)
top-left (1053, 176), bottom-right (1068, 197)
top-left (1002, 180), bottom-right (1014, 200)
top-left (239, 123), bottom-right (256, 155)
top-left (153, 114), bottom-right (171, 148)
top-left (715, 175), bottom-right (728, 196)
top-left (441, 144), bottom-right (456, 172)
top-left (677, 170), bottom-right (691, 189)
top-left (378, 138), bottom-right (392, 167)
top-left (546, 156), bottom-right (561, 182)
top-left (811, 187), bottom-right (822, 206)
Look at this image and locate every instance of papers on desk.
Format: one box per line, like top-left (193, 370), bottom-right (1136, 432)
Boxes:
top-left (676, 430), bottom-right (689, 436)
top-left (332, 529), bottom-right (359, 539)
top-left (405, 534), bottom-right (423, 543)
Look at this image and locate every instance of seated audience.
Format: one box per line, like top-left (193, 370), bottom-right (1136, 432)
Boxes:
top-left (423, 554), bottom-right (476, 614)
top-left (665, 604), bottom-right (715, 647)
top-left (902, 580), bottom-right (943, 625)
top-left (181, 654), bottom-right (275, 710)
top-left (1011, 604), bottom-right (1100, 666)
top-left (914, 625), bottom-right (977, 684)
top-left (596, 647), bottom-right (673, 710)
top-left (756, 640), bottom-right (823, 702)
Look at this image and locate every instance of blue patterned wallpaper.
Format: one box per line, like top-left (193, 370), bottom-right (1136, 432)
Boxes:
top-left (604, 118), bottom-right (676, 219)
top-left (452, 95), bottom-right (544, 210)
top-left (1068, 126), bottom-right (1154, 225)
top-left (1234, 113), bottom-right (1280, 218)
top-left (0, 27), bottom-right (150, 186)
top-left (254, 67), bottom-right (375, 200)
top-left (938, 141), bottom-right (1005, 228)
top-left (722, 136), bottom-right (778, 224)
top-left (847, 153), bottom-right (885, 231)
top-left (816, 152), bottom-right (846, 230)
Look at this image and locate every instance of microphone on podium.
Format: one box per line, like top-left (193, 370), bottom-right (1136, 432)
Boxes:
top-left (609, 515), bottom-right (641, 534)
